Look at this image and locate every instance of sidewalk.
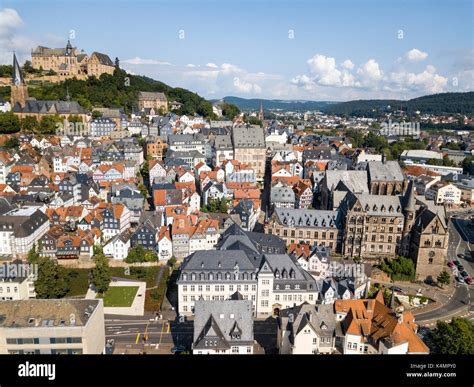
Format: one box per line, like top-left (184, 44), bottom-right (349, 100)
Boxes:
top-left (375, 278), bottom-right (455, 315)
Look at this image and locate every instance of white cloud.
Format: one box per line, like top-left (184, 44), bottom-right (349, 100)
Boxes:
top-left (186, 63), bottom-right (196, 68)
top-left (307, 54), bottom-right (342, 86)
top-left (342, 59), bottom-right (354, 70)
top-left (206, 62), bottom-right (218, 68)
top-left (122, 57), bottom-right (172, 65)
top-left (357, 59), bottom-right (383, 85)
top-left (405, 48), bottom-right (428, 62)
top-left (233, 77), bottom-right (261, 94)
top-left (0, 8), bottom-right (23, 38)
top-left (388, 65), bottom-right (448, 93)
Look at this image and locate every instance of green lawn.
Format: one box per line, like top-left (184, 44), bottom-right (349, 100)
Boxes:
top-left (98, 286), bottom-right (139, 307)
top-left (63, 266), bottom-right (164, 297)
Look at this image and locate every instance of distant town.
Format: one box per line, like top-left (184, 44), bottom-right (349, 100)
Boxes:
top-left (0, 37), bottom-right (472, 359)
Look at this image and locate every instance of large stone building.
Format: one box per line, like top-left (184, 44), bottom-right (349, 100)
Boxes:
top-left (177, 225), bottom-right (318, 318)
top-left (337, 182), bottom-right (448, 280)
top-left (339, 192), bottom-right (405, 259)
top-left (137, 91), bottom-right (168, 113)
top-left (266, 179), bottom-right (448, 281)
top-left (232, 125), bottom-right (266, 181)
top-left (401, 183), bottom-right (449, 281)
top-left (10, 53), bottom-right (89, 124)
top-left (265, 208), bottom-right (342, 253)
top-left (31, 41), bottom-right (115, 79)
top-left (367, 160), bottom-right (405, 195)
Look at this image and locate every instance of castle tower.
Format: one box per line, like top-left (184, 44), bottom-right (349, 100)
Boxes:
top-left (401, 179), bottom-right (416, 255)
top-left (65, 40), bottom-right (73, 56)
top-left (11, 52), bottom-right (28, 108)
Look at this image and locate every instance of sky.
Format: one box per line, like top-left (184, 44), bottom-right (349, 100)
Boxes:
top-left (0, 0), bottom-right (472, 101)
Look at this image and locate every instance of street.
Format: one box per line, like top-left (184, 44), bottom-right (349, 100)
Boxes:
top-left (105, 315), bottom-right (279, 354)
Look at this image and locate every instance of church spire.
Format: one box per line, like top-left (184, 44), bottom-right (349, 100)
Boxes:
top-left (66, 39), bottom-right (72, 56)
top-left (11, 52), bottom-right (28, 108)
top-left (12, 52), bottom-right (24, 86)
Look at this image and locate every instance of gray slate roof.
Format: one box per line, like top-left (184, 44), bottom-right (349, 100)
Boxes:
top-left (368, 160), bottom-right (404, 182)
top-left (193, 299), bottom-right (254, 350)
top-left (274, 208), bottom-right (342, 228)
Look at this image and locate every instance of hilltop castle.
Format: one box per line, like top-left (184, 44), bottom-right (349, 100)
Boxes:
top-left (10, 53), bottom-right (88, 122)
top-left (31, 40), bottom-right (115, 79)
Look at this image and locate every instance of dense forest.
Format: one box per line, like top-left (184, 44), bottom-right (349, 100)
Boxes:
top-left (323, 92), bottom-right (474, 117)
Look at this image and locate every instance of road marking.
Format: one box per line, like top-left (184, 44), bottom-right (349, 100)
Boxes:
top-left (135, 333), bottom-right (140, 344)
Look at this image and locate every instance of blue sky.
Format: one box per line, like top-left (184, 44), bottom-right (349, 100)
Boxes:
top-left (0, 0), bottom-right (472, 100)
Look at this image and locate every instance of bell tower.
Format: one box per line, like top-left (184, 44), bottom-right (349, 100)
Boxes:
top-left (11, 52), bottom-right (28, 108)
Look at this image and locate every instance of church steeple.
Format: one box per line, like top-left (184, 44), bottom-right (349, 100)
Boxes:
top-left (11, 52), bottom-right (28, 108)
top-left (12, 52), bottom-right (24, 86)
top-left (258, 101), bottom-right (264, 121)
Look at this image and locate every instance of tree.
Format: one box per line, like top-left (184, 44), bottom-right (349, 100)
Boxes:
top-left (462, 156), bottom-right (474, 174)
top-left (218, 198), bottom-right (229, 213)
top-left (125, 245), bottom-right (158, 263)
top-left (21, 116), bottom-right (40, 133)
top-left (437, 270), bottom-right (451, 287)
top-left (39, 115), bottom-right (62, 135)
top-left (428, 318), bottom-right (474, 354)
top-left (379, 256), bottom-right (415, 281)
top-left (23, 60), bottom-right (34, 73)
top-left (0, 112), bottom-right (21, 134)
top-left (3, 136), bottom-right (19, 149)
top-left (221, 103), bottom-right (240, 120)
top-left (35, 257), bottom-right (68, 299)
top-left (167, 257), bottom-right (177, 268)
top-left (426, 158), bottom-right (443, 166)
top-left (27, 245), bottom-right (40, 264)
top-left (91, 252), bottom-right (111, 294)
top-left (91, 110), bottom-right (103, 119)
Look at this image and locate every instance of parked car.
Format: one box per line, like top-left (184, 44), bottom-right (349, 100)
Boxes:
top-left (465, 276), bottom-right (473, 285)
top-left (454, 260), bottom-right (462, 267)
top-left (461, 270), bottom-right (470, 278)
top-left (457, 254), bottom-right (464, 259)
top-left (105, 339), bottom-right (115, 355)
top-left (171, 345), bottom-right (186, 354)
top-left (447, 261), bottom-right (455, 268)
top-left (457, 276), bottom-right (465, 284)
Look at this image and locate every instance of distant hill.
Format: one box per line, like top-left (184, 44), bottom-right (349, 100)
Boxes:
top-left (213, 96), bottom-right (334, 111)
top-left (215, 92), bottom-right (474, 117)
top-left (322, 92), bottom-right (474, 117)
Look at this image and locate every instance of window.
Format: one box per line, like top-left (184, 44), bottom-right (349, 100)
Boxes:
top-left (232, 346), bottom-right (239, 354)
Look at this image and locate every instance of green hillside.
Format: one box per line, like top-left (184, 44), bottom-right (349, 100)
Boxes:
top-left (0, 67), bottom-right (213, 116)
